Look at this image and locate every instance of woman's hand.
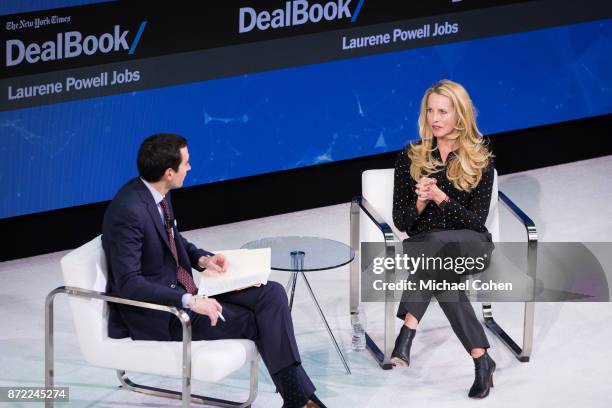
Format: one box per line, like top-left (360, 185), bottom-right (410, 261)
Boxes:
top-left (415, 177), bottom-right (436, 202)
top-left (416, 177), bottom-right (447, 204)
top-left (415, 177), bottom-right (437, 214)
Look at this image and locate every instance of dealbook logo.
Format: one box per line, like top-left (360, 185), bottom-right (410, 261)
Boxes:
top-left (4, 21), bottom-right (147, 67)
top-left (239, 0), bottom-right (365, 33)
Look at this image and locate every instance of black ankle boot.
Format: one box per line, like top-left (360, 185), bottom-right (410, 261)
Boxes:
top-left (390, 325), bottom-right (416, 367)
top-left (468, 351), bottom-right (496, 398)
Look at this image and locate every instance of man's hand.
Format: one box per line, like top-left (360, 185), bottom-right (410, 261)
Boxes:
top-left (198, 254), bottom-right (229, 273)
top-left (190, 296), bottom-right (223, 326)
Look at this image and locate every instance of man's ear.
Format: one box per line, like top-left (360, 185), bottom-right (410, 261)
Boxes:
top-left (164, 167), bottom-right (174, 180)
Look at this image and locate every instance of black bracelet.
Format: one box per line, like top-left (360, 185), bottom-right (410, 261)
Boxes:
top-left (438, 194), bottom-right (450, 209)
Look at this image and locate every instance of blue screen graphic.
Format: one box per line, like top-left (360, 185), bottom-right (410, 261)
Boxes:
top-left (2, 19), bottom-right (612, 218)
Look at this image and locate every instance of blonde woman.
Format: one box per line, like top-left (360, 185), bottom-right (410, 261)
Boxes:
top-left (391, 80), bottom-right (496, 398)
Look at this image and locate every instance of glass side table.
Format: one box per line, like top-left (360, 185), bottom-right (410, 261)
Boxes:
top-left (242, 236), bottom-right (355, 374)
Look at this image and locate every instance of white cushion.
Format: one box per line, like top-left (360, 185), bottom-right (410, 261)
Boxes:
top-left (60, 236), bottom-right (257, 383)
top-left (361, 168), bottom-right (500, 242)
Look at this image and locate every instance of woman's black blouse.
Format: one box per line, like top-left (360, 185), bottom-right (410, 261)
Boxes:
top-left (392, 146), bottom-right (494, 235)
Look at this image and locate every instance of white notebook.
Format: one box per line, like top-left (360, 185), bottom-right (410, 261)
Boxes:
top-left (197, 247), bottom-right (271, 297)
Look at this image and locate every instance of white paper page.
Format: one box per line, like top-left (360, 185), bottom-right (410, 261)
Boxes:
top-left (198, 247), bottom-right (271, 296)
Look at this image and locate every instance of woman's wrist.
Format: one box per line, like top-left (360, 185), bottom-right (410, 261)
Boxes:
top-left (416, 199), bottom-right (427, 214)
top-left (434, 191), bottom-right (449, 206)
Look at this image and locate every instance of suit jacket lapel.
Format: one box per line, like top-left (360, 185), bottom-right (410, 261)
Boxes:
top-left (150, 201), bottom-right (173, 252)
top-left (134, 179), bottom-right (173, 253)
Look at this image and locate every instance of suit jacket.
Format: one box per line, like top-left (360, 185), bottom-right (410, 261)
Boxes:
top-left (102, 178), bottom-right (213, 340)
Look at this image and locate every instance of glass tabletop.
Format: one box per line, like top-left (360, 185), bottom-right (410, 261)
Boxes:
top-left (241, 236), bottom-right (355, 272)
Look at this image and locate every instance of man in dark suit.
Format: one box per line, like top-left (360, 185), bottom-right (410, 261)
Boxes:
top-left (102, 133), bottom-right (324, 408)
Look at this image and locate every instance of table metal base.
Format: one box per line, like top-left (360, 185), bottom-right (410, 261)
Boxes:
top-left (285, 251), bottom-right (351, 374)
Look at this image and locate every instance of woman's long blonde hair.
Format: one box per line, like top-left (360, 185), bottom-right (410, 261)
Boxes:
top-left (407, 79), bottom-right (492, 192)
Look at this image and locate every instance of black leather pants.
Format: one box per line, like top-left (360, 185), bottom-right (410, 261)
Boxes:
top-left (396, 229), bottom-right (493, 353)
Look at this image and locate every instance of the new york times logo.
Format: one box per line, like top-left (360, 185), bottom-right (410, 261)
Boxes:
top-left (5, 21), bottom-right (147, 67)
top-left (239, 0), bottom-right (365, 33)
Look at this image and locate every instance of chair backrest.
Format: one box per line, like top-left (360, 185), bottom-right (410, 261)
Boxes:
top-left (60, 235), bottom-right (109, 364)
top-left (361, 169), bottom-right (499, 242)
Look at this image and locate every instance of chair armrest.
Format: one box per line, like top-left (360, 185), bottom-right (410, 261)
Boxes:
top-left (352, 196), bottom-right (404, 243)
top-left (498, 191), bottom-right (538, 242)
top-left (47, 285), bottom-right (190, 324)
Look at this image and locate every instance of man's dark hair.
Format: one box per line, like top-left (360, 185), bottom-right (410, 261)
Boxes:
top-left (137, 133), bottom-right (187, 182)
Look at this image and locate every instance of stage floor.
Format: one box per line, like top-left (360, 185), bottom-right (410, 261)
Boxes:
top-left (1, 155), bottom-right (611, 407)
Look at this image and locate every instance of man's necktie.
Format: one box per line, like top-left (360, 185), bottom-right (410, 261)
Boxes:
top-left (159, 197), bottom-right (198, 295)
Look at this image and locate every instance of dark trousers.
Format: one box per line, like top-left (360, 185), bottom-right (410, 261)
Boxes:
top-left (397, 229), bottom-right (493, 353)
top-left (170, 281), bottom-right (315, 397)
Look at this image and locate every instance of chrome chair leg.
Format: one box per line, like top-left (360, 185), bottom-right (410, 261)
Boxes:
top-left (116, 360), bottom-right (258, 407)
top-left (482, 302), bottom-right (534, 362)
top-left (45, 289), bottom-right (58, 408)
top-left (350, 199), bottom-right (396, 370)
top-left (349, 199), bottom-right (360, 315)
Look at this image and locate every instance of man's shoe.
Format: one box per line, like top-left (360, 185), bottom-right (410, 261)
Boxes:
top-left (468, 351), bottom-right (496, 398)
top-left (307, 394), bottom-right (326, 408)
top-left (390, 325), bottom-right (416, 367)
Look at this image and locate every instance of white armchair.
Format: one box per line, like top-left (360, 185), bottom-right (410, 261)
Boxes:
top-left (45, 236), bottom-right (258, 408)
top-left (349, 169), bottom-right (537, 369)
